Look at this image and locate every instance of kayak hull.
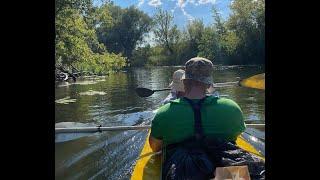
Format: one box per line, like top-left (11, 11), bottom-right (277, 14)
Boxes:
top-left (131, 132), bottom-right (162, 180)
top-left (131, 131), bottom-right (264, 180)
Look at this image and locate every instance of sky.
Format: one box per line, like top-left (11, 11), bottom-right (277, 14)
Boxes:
top-left (93, 0), bottom-right (233, 30)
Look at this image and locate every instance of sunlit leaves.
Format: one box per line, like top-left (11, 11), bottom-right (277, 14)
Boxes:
top-left (96, 4), bottom-right (152, 59)
top-left (55, 1), bottom-right (127, 74)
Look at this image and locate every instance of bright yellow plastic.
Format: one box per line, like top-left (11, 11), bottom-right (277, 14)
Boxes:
top-left (239, 73), bottom-right (265, 90)
top-left (131, 132), bottom-right (162, 180)
top-left (131, 131), bottom-right (264, 180)
top-left (236, 135), bottom-right (265, 161)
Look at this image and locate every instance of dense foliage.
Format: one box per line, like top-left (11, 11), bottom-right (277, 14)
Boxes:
top-left (56, 0), bottom-right (127, 74)
top-left (56, 0), bottom-right (265, 70)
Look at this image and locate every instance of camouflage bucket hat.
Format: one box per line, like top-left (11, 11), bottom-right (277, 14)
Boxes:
top-left (181, 57), bottom-right (213, 85)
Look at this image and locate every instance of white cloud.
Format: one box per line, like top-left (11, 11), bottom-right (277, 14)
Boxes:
top-left (148, 0), bottom-right (162, 7)
top-left (177, 0), bottom-right (187, 8)
top-left (189, 0), bottom-right (198, 6)
top-left (176, 0), bottom-right (194, 20)
top-left (198, 0), bottom-right (216, 4)
top-left (138, 0), bottom-right (145, 7)
top-left (181, 7), bottom-right (194, 21)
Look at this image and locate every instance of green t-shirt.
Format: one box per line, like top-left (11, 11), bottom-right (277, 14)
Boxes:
top-left (150, 96), bottom-right (245, 146)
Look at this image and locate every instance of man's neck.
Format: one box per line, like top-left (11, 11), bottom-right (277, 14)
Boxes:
top-left (184, 87), bottom-right (206, 99)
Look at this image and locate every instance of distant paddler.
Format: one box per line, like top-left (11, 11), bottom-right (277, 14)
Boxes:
top-left (162, 69), bottom-right (186, 105)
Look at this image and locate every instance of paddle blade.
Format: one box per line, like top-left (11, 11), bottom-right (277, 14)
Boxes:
top-left (239, 73), bottom-right (265, 90)
top-left (135, 87), bottom-right (154, 97)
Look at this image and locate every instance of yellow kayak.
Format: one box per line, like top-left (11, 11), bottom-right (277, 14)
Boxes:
top-left (131, 131), bottom-right (264, 180)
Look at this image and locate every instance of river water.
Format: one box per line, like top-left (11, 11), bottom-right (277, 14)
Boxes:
top-left (55, 66), bottom-right (265, 179)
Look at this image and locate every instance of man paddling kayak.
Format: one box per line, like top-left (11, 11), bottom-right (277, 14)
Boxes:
top-left (149, 57), bottom-right (246, 179)
top-left (162, 69), bottom-right (218, 105)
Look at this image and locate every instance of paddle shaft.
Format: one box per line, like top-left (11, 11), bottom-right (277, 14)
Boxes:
top-left (55, 124), bottom-right (264, 134)
top-left (152, 82), bottom-right (239, 92)
top-left (153, 88), bottom-right (171, 92)
top-left (55, 125), bottom-right (151, 134)
top-left (214, 81), bottom-right (239, 87)
top-left (136, 73), bottom-right (264, 97)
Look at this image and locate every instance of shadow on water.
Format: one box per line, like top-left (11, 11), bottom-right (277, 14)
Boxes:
top-left (55, 66), bottom-right (265, 179)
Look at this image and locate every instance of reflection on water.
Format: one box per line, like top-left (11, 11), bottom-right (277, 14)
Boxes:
top-left (55, 66), bottom-right (265, 179)
top-left (55, 96), bottom-right (77, 105)
top-left (79, 90), bottom-right (107, 96)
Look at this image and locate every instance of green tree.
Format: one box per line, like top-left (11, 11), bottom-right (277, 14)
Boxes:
top-left (185, 19), bottom-right (205, 59)
top-left (212, 6), bottom-right (226, 36)
top-left (131, 45), bottom-right (152, 67)
top-left (220, 31), bottom-right (241, 64)
top-left (227, 0), bottom-right (265, 64)
top-left (212, 6), bottom-right (226, 63)
top-left (198, 26), bottom-right (219, 61)
top-left (198, 6), bottom-right (231, 64)
top-left (56, 8), bottom-right (98, 65)
top-left (55, 0), bottom-right (126, 74)
top-left (97, 5), bottom-right (153, 61)
top-left (55, 0), bottom-right (91, 15)
top-left (153, 9), bottom-right (180, 56)
top-left (198, 1), bottom-right (264, 65)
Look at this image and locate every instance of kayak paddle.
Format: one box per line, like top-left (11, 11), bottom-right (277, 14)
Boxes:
top-left (135, 88), bottom-right (171, 97)
top-left (136, 73), bottom-right (265, 97)
top-left (56, 124), bottom-right (265, 134)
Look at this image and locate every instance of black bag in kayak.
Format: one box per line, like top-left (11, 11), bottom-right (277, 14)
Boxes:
top-left (219, 142), bottom-right (265, 179)
top-left (162, 141), bottom-right (214, 180)
top-left (162, 137), bottom-right (266, 180)
top-left (162, 133), bottom-right (233, 180)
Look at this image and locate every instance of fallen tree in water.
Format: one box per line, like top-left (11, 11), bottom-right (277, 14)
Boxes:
top-left (55, 67), bottom-right (106, 82)
top-left (55, 58), bottom-right (127, 82)
top-left (55, 63), bottom-right (101, 82)
top-left (56, 67), bottom-right (77, 82)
